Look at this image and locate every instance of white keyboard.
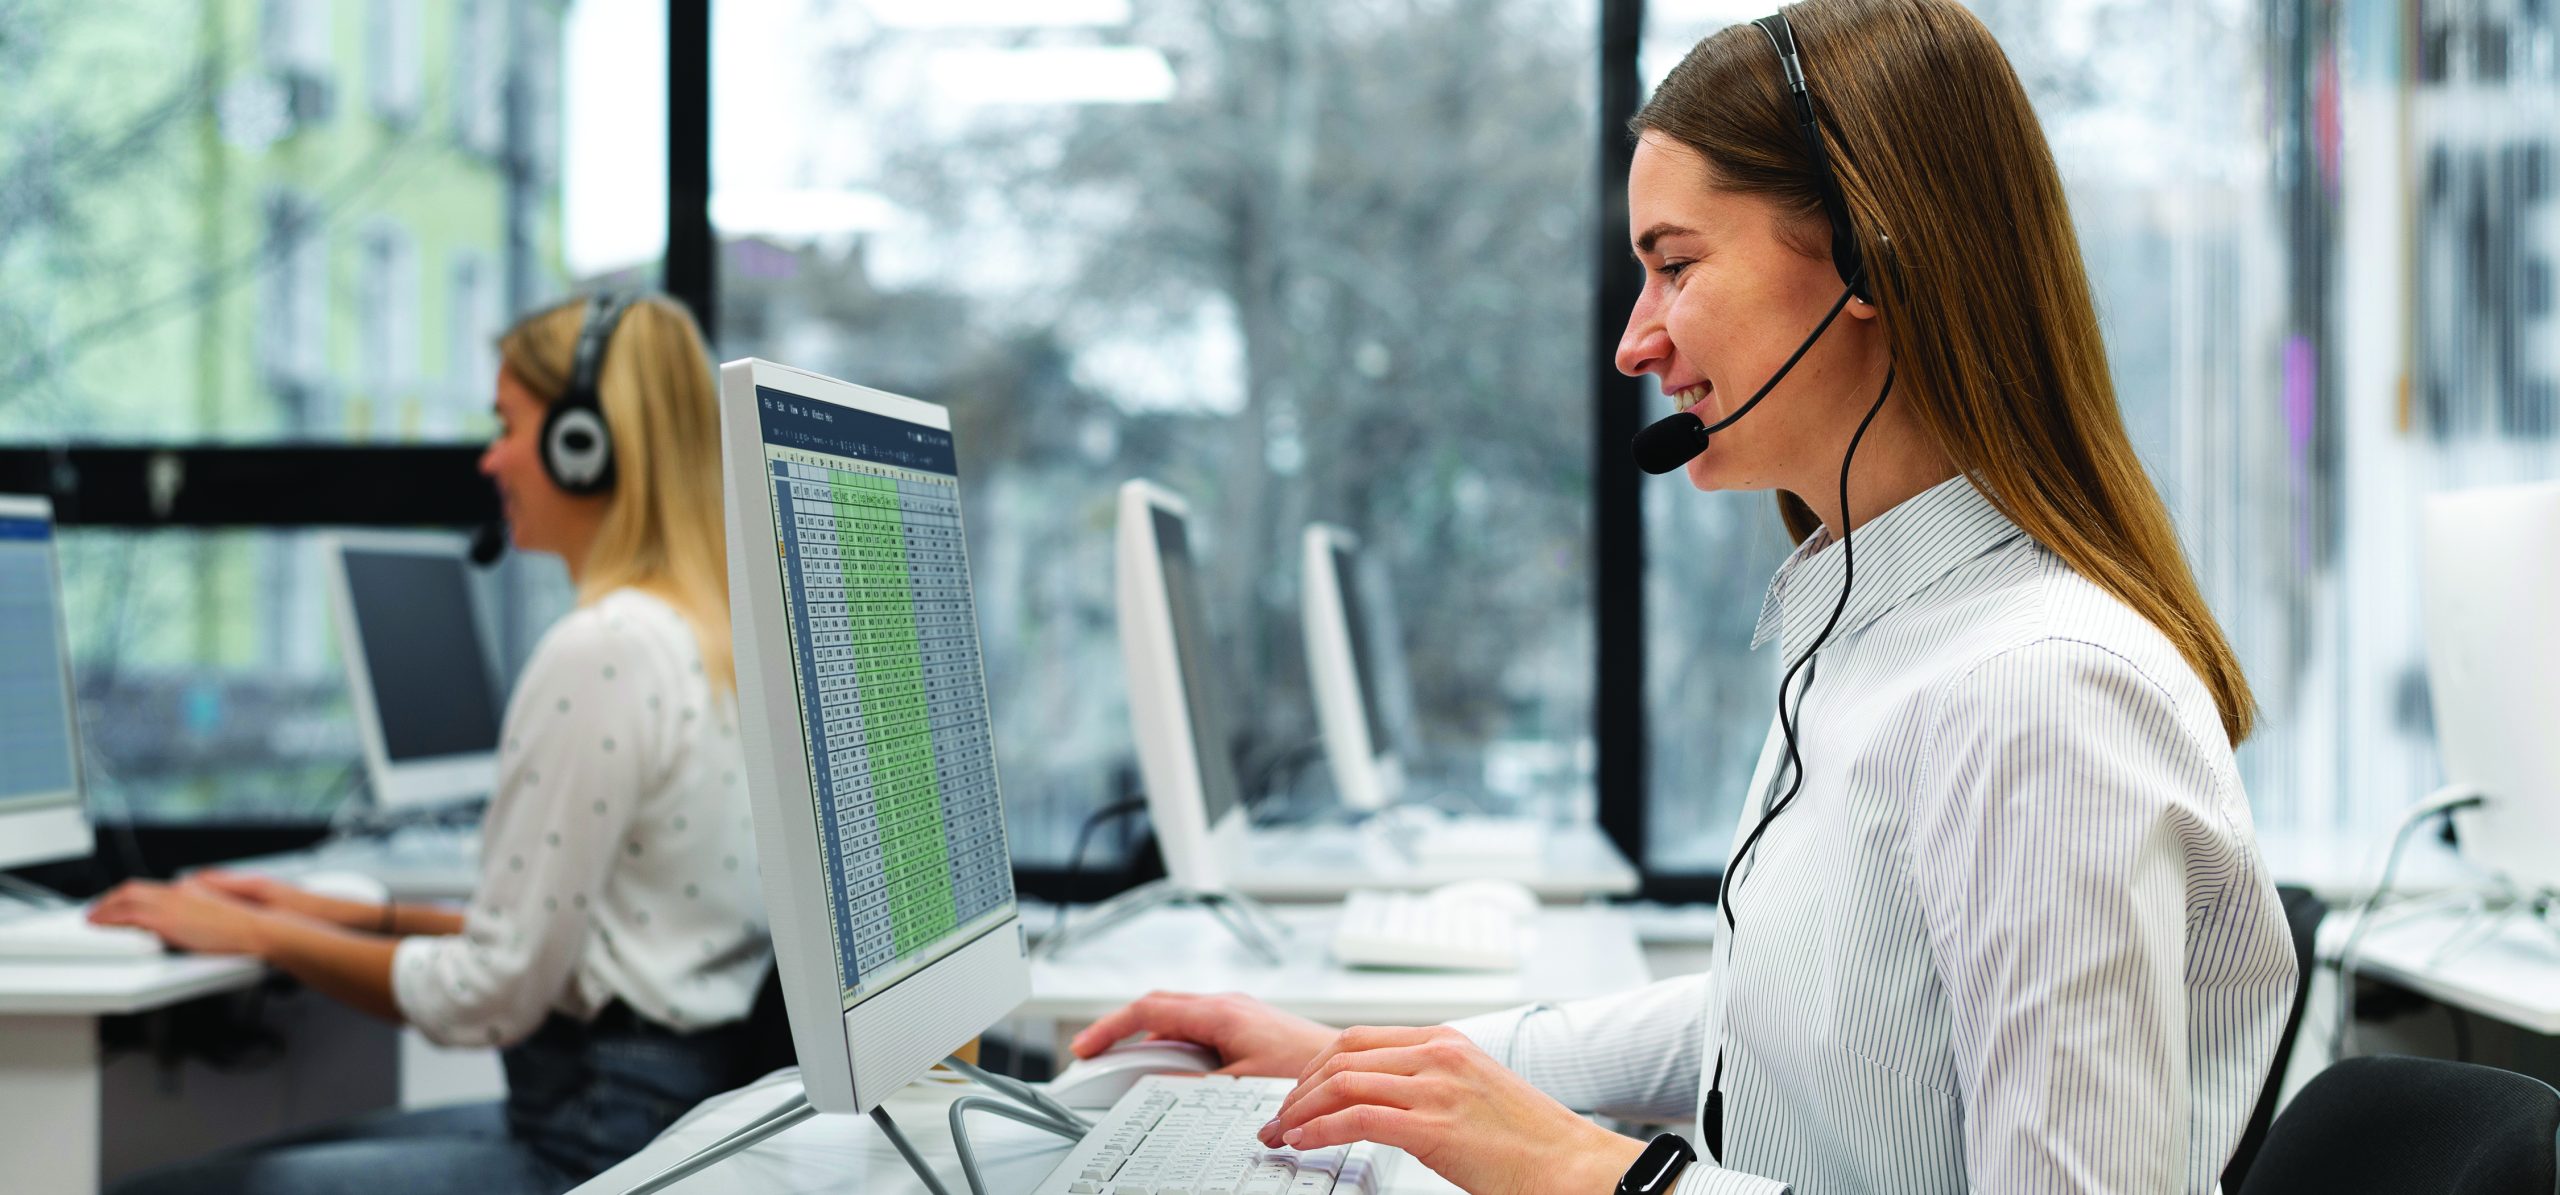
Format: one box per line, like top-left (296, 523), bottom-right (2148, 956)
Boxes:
top-left (0, 905), bottom-right (165, 958)
top-left (1031, 1074), bottom-right (1390, 1195)
top-left (1329, 890), bottom-right (1523, 971)
top-left (1405, 817), bottom-right (1542, 865)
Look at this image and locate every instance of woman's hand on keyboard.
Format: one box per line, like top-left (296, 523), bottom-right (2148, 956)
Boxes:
top-left (89, 880), bottom-right (277, 957)
top-left (1069, 991), bottom-right (1338, 1078)
top-left (181, 871), bottom-right (369, 930)
top-left (1260, 1024), bottom-right (1646, 1195)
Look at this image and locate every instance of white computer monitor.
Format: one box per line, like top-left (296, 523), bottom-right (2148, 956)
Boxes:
top-left (1301, 524), bottom-right (1420, 814)
top-left (323, 532), bottom-right (504, 810)
top-left (2422, 480), bottom-right (2560, 895)
top-left (1117, 481), bottom-right (1251, 892)
top-left (718, 358), bottom-right (1026, 1116)
top-left (0, 495), bottom-right (93, 869)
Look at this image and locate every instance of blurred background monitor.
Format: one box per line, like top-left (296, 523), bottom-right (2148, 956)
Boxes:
top-left (323, 532), bottom-right (504, 811)
top-left (1301, 523), bottom-right (1418, 814)
top-left (1118, 480), bottom-right (1249, 892)
top-left (0, 496), bottom-right (95, 868)
top-left (2421, 481), bottom-right (2560, 895)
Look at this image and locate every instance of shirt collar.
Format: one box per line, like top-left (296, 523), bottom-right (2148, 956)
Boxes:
top-left (1751, 474), bottom-right (2026, 660)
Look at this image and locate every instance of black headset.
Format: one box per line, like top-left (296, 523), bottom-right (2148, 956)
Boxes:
top-left (1755, 11), bottom-right (1869, 302)
top-left (539, 292), bottom-right (636, 495)
top-left (1697, 8), bottom-right (1897, 1164)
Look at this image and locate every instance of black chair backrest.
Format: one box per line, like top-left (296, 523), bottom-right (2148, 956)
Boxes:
top-left (2223, 884), bottom-right (2328, 1191)
top-left (730, 963), bottom-right (798, 1085)
top-left (2237, 1055), bottom-right (2560, 1195)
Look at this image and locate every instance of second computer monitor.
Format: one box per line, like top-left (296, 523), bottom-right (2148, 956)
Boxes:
top-left (2421, 480), bottom-right (2560, 894)
top-left (1117, 481), bottom-right (1249, 891)
top-left (323, 532), bottom-right (504, 810)
top-left (0, 495), bottom-right (95, 869)
top-left (1301, 524), bottom-right (1418, 814)
top-left (719, 358), bottom-right (1024, 1116)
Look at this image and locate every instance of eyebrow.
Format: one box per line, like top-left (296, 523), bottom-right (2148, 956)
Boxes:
top-left (1634, 222), bottom-right (1702, 256)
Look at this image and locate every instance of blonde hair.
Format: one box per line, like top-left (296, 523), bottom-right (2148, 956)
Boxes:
top-left (498, 294), bottom-right (734, 692)
top-left (1637, 0), bottom-right (2255, 744)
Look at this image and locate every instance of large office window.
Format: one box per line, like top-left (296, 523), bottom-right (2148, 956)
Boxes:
top-left (713, 0), bottom-right (1601, 867)
top-left (1637, 0), bottom-right (2560, 880)
top-left (0, 1), bottom-right (574, 825)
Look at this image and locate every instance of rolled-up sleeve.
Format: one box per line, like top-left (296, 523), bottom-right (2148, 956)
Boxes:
top-left (1910, 637), bottom-right (2290, 1194)
top-left (394, 616), bottom-right (650, 1047)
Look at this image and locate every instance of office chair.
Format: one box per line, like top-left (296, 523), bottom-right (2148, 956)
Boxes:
top-left (729, 964), bottom-right (798, 1084)
top-left (2235, 1056), bottom-right (2560, 1195)
top-left (2222, 884), bottom-right (2328, 1191)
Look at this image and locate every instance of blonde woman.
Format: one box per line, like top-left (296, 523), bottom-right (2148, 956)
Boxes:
top-left (1063, 2), bottom-right (2295, 1193)
top-left (96, 294), bottom-right (771, 1195)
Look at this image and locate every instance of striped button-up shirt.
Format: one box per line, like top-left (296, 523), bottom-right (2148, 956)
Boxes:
top-left (1452, 475), bottom-right (2295, 1194)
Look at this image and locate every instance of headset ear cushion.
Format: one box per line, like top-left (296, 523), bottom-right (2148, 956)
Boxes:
top-left (543, 403), bottom-right (615, 493)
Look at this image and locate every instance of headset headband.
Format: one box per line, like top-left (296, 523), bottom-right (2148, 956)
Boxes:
top-left (1754, 10), bottom-right (1869, 301)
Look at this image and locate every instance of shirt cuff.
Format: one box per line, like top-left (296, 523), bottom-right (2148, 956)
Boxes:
top-left (390, 934), bottom-right (457, 1044)
top-left (1444, 1005), bottom-right (1537, 1071)
top-left (1674, 1166), bottom-right (1790, 1195)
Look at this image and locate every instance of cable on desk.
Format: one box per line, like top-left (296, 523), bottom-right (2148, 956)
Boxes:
top-left (947, 1094), bottom-right (1085, 1195)
top-left (2331, 785), bottom-right (2485, 1061)
top-left (1051, 796), bottom-right (1149, 941)
top-left (941, 1054), bottom-right (1091, 1133)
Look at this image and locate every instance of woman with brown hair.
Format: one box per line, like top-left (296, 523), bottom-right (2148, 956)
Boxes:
top-left (1057, 2), bottom-right (2295, 1191)
top-left (93, 295), bottom-right (772, 1195)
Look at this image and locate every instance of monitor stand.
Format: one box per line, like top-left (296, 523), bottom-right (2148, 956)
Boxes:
top-left (1039, 880), bottom-right (1290, 966)
top-left (617, 1056), bottom-right (1088, 1195)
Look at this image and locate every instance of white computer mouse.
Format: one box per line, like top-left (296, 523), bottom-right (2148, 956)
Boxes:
top-left (1047, 1038), bottom-right (1221, 1110)
top-left (1426, 878), bottom-right (1540, 920)
top-left (296, 869), bottom-right (391, 907)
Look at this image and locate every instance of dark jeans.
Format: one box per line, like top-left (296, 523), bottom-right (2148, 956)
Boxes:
top-left (112, 1009), bottom-right (758, 1195)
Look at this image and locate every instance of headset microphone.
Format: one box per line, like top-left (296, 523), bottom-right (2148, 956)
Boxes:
top-left (1628, 280), bottom-right (1862, 475)
top-left (468, 518), bottom-right (508, 568)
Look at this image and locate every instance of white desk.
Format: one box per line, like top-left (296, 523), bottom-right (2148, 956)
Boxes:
top-left (1227, 822), bottom-right (1637, 903)
top-left (572, 1070), bottom-right (1463, 1195)
top-left (0, 955), bottom-right (263, 1195)
top-left (1026, 903), bottom-right (1649, 1028)
top-left (2325, 902), bottom-right (2560, 1036)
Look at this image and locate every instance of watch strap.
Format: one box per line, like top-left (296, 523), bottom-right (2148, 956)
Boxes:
top-left (1617, 1131), bottom-right (1698, 1195)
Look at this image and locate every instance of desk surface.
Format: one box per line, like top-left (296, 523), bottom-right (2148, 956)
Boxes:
top-left (0, 954), bottom-right (262, 1016)
top-left (2326, 902), bottom-right (2560, 1036)
top-left (573, 1071), bottom-right (1461, 1195)
top-left (1226, 822), bottom-right (1636, 902)
top-left (1026, 904), bottom-right (1648, 1026)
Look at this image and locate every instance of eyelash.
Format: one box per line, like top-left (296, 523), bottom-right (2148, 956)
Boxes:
top-left (1653, 260), bottom-right (1692, 281)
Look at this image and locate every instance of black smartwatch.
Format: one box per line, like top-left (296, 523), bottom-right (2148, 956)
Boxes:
top-left (1616, 1132), bottom-right (1697, 1195)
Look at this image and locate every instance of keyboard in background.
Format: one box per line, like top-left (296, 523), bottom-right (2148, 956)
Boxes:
top-left (1032, 1074), bottom-right (1390, 1195)
top-left (0, 905), bottom-right (164, 958)
top-left (1329, 889), bottom-right (1525, 972)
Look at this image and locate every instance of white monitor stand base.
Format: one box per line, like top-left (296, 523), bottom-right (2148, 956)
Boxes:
top-left (617, 1056), bottom-right (1087, 1195)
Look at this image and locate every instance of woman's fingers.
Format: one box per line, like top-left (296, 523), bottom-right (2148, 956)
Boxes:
top-left (1277, 1102), bottom-right (1425, 1155)
top-left (1069, 991), bottom-right (1218, 1059)
top-left (1274, 1044), bottom-right (1442, 1127)
top-left (1262, 1071), bottom-right (1427, 1147)
top-left (1293, 1024), bottom-right (1440, 1085)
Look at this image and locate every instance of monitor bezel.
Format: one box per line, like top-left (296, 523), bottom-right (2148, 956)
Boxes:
top-left (716, 357), bottom-right (1027, 1116)
top-left (1116, 480), bottom-right (1250, 890)
top-left (0, 494), bottom-right (93, 870)
top-left (2421, 480), bottom-right (2560, 895)
top-left (321, 530), bottom-right (501, 811)
top-left (1301, 523), bottom-right (1404, 813)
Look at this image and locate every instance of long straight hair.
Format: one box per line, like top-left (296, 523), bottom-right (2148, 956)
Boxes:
top-left (1638, 0), bottom-right (2254, 744)
top-left (499, 295), bottom-right (734, 693)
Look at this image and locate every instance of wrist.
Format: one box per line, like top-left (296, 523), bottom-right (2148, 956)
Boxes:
top-left (1577, 1125), bottom-right (1652, 1195)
